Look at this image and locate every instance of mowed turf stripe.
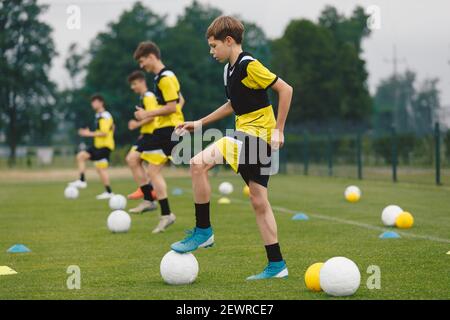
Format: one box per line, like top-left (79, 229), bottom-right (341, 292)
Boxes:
top-left (205, 191), bottom-right (450, 245)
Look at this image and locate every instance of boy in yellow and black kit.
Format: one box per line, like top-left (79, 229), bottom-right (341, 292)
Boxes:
top-left (69, 94), bottom-right (116, 200)
top-left (171, 16), bottom-right (293, 280)
top-left (133, 41), bottom-right (185, 233)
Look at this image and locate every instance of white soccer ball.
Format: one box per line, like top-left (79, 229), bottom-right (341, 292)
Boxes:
top-left (109, 194), bottom-right (127, 210)
top-left (107, 210), bottom-right (131, 233)
top-left (64, 186), bottom-right (79, 199)
top-left (381, 205), bottom-right (403, 226)
top-left (219, 182), bottom-right (233, 195)
top-left (320, 257), bottom-right (361, 297)
top-left (344, 185), bottom-right (361, 198)
top-left (160, 250), bottom-right (199, 285)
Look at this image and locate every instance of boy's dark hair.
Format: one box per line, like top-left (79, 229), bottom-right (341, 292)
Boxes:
top-left (133, 41), bottom-right (161, 60)
top-left (128, 70), bottom-right (146, 83)
top-left (206, 16), bottom-right (245, 44)
top-left (90, 94), bottom-right (105, 104)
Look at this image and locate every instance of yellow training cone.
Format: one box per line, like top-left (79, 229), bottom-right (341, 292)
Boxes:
top-left (218, 197), bottom-right (231, 204)
top-left (0, 266), bottom-right (17, 276)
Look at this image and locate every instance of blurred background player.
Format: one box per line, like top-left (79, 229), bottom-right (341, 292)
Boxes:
top-left (125, 70), bottom-right (158, 210)
top-left (132, 41), bottom-right (185, 233)
top-left (69, 94), bottom-right (116, 200)
top-left (126, 70), bottom-right (185, 204)
top-left (171, 16), bottom-right (293, 280)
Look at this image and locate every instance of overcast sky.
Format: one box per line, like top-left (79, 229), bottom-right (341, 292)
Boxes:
top-left (39, 0), bottom-right (450, 108)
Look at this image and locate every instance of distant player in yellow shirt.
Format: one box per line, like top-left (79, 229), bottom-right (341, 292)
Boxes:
top-left (126, 70), bottom-right (185, 203)
top-left (132, 41), bottom-right (185, 233)
top-left (69, 94), bottom-right (116, 200)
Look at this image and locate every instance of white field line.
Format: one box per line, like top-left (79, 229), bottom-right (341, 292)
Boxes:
top-left (201, 191), bottom-right (450, 245)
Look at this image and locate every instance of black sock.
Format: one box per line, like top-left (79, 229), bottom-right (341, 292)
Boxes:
top-left (265, 243), bottom-right (283, 262)
top-left (140, 184), bottom-right (154, 201)
top-left (159, 198), bottom-right (171, 216)
top-left (195, 202), bottom-right (210, 229)
top-left (80, 173), bottom-right (85, 182)
top-left (105, 186), bottom-right (112, 193)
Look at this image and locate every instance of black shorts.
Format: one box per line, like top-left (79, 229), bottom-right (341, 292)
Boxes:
top-left (216, 131), bottom-right (272, 188)
top-left (87, 146), bottom-right (111, 162)
top-left (137, 127), bottom-right (178, 164)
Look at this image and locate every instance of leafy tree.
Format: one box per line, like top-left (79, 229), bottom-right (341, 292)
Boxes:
top-left (0, 0), bottom-right (57, 165)
top-left (373, 70), bottom-right (440, 135)
top-left (271, 6), bottom-right (372, 127)
top-left (81, 1), bottom-right (168, 144)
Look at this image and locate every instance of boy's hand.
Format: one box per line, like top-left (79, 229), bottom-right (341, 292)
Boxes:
top-left (271, 129), bottom-right (284, 150)
top-left (128, 119), bottom-right (139, 130)
top-left (134, 106), bottom-right (147, 121)
top-left (78, 128), bottom-right (91, 137)
top-left (175, 120), bottom-right (202, 136)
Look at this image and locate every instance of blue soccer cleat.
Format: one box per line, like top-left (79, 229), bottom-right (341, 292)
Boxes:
top-left (170, 227), bottom-right (214, 253)
top-left (246, 261), bottom-right (289, 280)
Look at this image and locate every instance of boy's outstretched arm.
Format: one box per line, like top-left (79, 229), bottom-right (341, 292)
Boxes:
top-left (176, 101), bottom-right (233, 134)
top-left (270, 78), bottom-right (293, 149)
top-left (135, 101), bottom-right (177, 120)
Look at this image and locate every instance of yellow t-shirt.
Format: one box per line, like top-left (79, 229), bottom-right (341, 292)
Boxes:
top-left (154, 69), bottom-right (185, 129)
top-left (94, 111), bottom-right (115, 150)
top-left (140, 91), bottom-right (158, 134)
top-left (224, 54), bottom-right (278, 143)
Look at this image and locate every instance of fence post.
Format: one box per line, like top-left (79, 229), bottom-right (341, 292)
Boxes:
top-left (327, 129), bottom-right (333, 177)
top-left (357, 131), bottom-right (363, 180)
top-left (435, 122), bottom-right (441, 185)
top-left (303, 130), bottom-right (309, 176)
top-left (391, 126), bottom-right (398, 183)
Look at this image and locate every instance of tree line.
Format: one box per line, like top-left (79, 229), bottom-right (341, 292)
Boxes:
top-left (0, 0), bottom-right (442, 164)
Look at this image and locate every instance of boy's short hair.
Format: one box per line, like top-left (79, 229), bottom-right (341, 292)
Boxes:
top-left (133, 41), bottom-right (161, 60)
top-left (206, 16), bottom-right (245, 44)
top-left (127, 70), bottom-right (146, 83)
top-left (90, 94), bottom-right (105, 104)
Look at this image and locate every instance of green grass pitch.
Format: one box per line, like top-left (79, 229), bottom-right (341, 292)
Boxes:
top-left (0, 173), bottom-right (449, 299)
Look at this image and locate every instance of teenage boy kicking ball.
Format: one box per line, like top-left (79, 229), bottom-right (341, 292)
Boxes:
top-left (171, 16), bottom-right (293, 280)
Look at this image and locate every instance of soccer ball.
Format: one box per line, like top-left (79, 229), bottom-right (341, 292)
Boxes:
top-left (320, 257), bottom-right (361, 297)
top-left (344, 185), bottom-right (361, 203)
top-left (381, 205), bottom-right (403, 226)
top-left (64, 186), bottom-right (79, 199)
top-left (109, 194), bottom-right (127, 210)
top-left (218, 182), bottom-right (233, 195)
top-left (396, 211), bottom-right (414, 229)
top-left (160, 250), bottom-right (199, 285)
top-left (304, 262), bottom-right (324, 292)
top-left (107, 210), bottom-right (131, 233)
